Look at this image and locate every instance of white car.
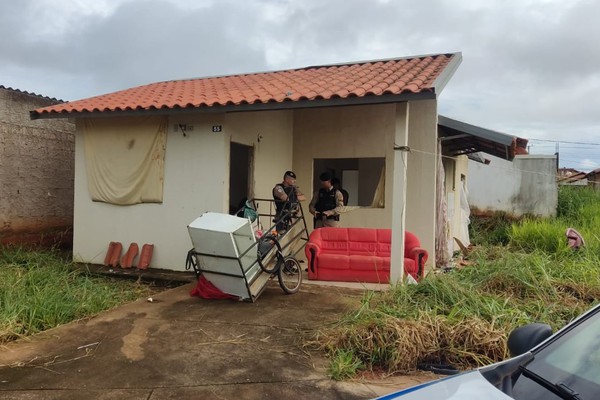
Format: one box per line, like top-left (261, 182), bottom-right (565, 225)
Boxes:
top-left (377, 303), bottom-right (600, 399)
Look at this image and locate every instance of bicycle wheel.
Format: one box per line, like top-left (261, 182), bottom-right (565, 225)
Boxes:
top-left (257, 234), bottom-right (283, 274)
top-left (278, 256), bottom-right (302, 294)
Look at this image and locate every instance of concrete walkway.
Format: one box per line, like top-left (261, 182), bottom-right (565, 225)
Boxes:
top-left (0, 280), bottom-right (436, 399)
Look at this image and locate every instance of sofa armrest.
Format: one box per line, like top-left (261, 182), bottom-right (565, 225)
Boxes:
top-left (304, 242), bottom-right (322, 274)
top-left (407, 247), bottom-right (428, 279)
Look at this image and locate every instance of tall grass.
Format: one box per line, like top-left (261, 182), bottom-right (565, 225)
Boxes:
top-left (0, 247), bottom-right (156, 343)
top-left (469, 211), bottom-right (515, 246)
top-left (511, 186), bottom-right (600, 253)
top-left (314, 186), bottom-right (600, 379)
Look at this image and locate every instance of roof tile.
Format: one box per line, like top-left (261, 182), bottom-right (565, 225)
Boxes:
top-left (32, 53), bottom-right (459, 117)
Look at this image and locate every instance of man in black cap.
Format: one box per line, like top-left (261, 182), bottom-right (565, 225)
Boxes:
top-left (309, 172), bottom-right (345, 228)
top-left (272, 171), bottom-right (306, 232)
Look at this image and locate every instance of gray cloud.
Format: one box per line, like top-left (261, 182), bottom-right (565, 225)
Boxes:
top-left (2, 0), bottom-right (599, 169)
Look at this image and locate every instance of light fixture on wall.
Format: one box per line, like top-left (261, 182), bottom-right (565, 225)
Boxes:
top-left (257, 133), bottom-right (263, 143)
top-left (178, 124), bottom-right (187, 137)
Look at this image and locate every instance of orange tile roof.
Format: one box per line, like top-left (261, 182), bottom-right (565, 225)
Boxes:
top-left (31, 53), bottom-right (461, 119)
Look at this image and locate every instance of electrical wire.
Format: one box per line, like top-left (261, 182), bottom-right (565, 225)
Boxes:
top-left (528, 138), bottom-right (600, 146)
top-left (405, 145), bottom-right (600, 185)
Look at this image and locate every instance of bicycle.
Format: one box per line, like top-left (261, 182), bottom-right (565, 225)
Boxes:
top-left (256, 233), bottom-right (302, 294)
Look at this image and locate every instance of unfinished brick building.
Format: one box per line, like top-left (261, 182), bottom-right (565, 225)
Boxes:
top-left (0, 86), bottom-right (75, 248)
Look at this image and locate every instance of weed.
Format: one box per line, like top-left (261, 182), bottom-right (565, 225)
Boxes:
top-left (0, 246), bottom-right (156, 343)
top-left (328, 349), bottom-right (365, 380)
top-left (469, 212), bottom-right (515, 246)
top-left (313, 188), bottom-right (600, 378)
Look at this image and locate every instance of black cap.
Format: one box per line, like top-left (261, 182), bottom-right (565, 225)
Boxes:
top-left (284, 170), bottom-right (296, 179)
top-left (319, 172), bottom-right (332, 181)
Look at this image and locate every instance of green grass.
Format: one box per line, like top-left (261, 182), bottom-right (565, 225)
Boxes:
top-left (0, 246), bottom-right (157, 343)
top-left (328, 349), bottom-right (365, 380)
top-left (469, 211), bottom-right (515, 246)
top-left (510, 186), bottom-right (600, 254)
top-left (313, 186), bottom-right (600, 380)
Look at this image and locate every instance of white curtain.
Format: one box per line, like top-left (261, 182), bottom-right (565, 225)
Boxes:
top-left (435, 141), bottom-right (451, 267)
top-left (458, 179), bottom-right (471, 247)
top-left (82, 116), bottom-right (167, 205)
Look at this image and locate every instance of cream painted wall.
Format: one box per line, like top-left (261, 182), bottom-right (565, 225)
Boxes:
top-left (226, 110), bottom-right (294, 201)
top-left (73, 111), bottom-right (293, 270)
top-left (292, 101), bottom-right (438, 270)
top-left (292, 104), bottom-right (397, 229)
top-left (405, 100), bottom-right (438, 268)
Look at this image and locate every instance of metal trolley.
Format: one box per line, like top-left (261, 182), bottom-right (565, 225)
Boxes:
top-left (185, 199), bottom-right (309, 302)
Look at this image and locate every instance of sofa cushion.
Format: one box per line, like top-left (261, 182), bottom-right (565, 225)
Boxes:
top-left (374, 230), bottom-right (391, 257)
top-left (318, 253), bottom-right (350, 270)
top-left (318, 228), bottom-right (349, 254)
top-left (349, 254), bottom-right (390, 271)
top-left (347, 228), bottom-right (378, 255)
top-left (376, 229), bottom-right (392, 244)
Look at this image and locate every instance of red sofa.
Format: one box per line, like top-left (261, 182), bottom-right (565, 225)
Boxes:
top-left (304, 227), bottom-right (428, 283)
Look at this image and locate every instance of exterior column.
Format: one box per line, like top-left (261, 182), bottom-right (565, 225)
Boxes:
top-left (390, 102), bottom-right (409, 283)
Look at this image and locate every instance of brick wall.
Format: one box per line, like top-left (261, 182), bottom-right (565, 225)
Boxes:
top-left (0, 87), bottom-right (75, 247)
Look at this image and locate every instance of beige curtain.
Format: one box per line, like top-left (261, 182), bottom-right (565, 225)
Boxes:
top-left (370, 165), bottom-right (386, 208)
top-left (83, 116), bottom-right (167, 205)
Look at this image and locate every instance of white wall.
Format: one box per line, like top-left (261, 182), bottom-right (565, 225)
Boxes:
top-left (73, 102), bottom-right (441, 271)
top-left (467, 154), bottom-right (557, 217)
top-left (73, 111), bottom-right (293, 270)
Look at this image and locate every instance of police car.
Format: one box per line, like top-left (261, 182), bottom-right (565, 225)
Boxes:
top-left (377, 303), bottom-right (600, 399)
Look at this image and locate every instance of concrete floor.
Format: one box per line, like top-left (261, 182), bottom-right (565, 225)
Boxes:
top-left (0, 278), bottom-right (436, 400)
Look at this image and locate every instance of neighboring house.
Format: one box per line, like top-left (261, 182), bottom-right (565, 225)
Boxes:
top-left (438, 116), bottom-right (558, 224)
top-left (31, 53), bottom-right (464, 278)
top-left (557, 167), bottom-right (583, 180)
top-left (435, 116), bottom-right (544, 261)
top-left (0, 86), bottom-right (75, 247)
top-left (584, 168), bottom-right (600, 190)
top-left (557, 168), bottom-right (589, 187)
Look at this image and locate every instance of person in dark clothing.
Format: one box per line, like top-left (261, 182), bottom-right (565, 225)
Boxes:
top-left (331, 177), bottom-right (349, 206)
top-left (309, 172), bottom-right (344, 228)
top-left (272, 170), bottom-right (305, 232)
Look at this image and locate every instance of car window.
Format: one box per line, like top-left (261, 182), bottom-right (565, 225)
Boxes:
top-left (513, 310), bottom-right (600, 399)
top-left (544, 315), bottom-right (600, 386)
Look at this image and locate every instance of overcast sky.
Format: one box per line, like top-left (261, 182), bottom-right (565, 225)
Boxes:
top-left (2, 0), bottom-right (599, 170)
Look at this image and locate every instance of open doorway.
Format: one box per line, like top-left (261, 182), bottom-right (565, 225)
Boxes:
top-left (229, 142), bottom-right (254, 215)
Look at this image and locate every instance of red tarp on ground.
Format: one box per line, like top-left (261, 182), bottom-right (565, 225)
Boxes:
top-left (190, 276), bottom-right (239, 300)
